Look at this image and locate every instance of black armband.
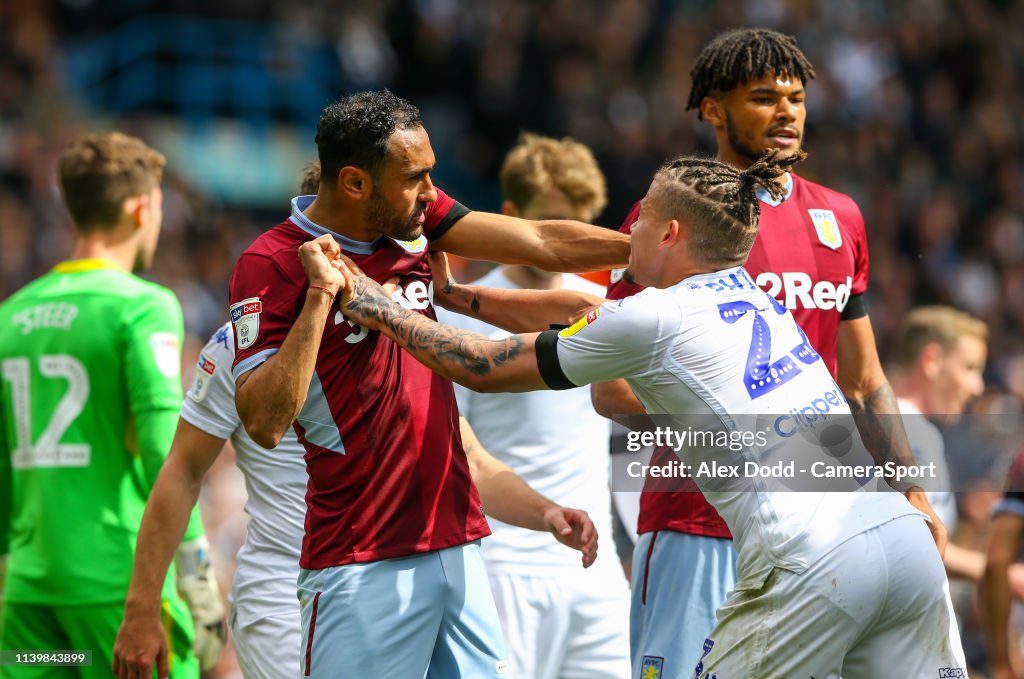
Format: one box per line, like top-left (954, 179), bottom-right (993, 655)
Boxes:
top-left (841, 293), bottom-right (867, 321)
top-left (427, 202), bottom-right (471, 242)
top-left (535, 329), bottom-right (578, 391)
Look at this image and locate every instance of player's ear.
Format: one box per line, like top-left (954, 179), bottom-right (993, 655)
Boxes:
top-left (919, 342), bottom-right (945, 380)
top-left (123, 193), bottom-right (146, 229)
top-left (338, 166), bottom-right (371, 201)
top-left (660, 219), bottom-right (680, 248)
top-left (701, 97), bottom-right (725, 128)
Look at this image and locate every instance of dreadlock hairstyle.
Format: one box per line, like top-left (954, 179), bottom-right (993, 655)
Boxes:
top-left (652, 149), bottom-right (807, 268)
top-left (686, 28), bottom-right (816, 118)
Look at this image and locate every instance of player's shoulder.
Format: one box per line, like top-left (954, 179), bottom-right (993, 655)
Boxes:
top-left (113, 275), bottom-right (181, 316)
top-left (791, 174), bottom-right (864, 218)
top-left (240, 219), bottom-right (307, 260)
top-left (201, 322), bottom-right (236, 360)
top-left (597, 285), bottom-right (676, 331)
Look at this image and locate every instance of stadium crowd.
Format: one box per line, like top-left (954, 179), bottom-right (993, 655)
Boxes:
top-left (1, 1), bottom-right (1024, 677)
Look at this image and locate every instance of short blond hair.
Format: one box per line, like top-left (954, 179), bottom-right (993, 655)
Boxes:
top-left (301, 160), bottom-right (321, 195)
top-left (893, 305), bottom-right (989, 368)
top-left (59, 132), bottom-right (165, 232)
top-left (499, 133), bottom-right (608, 221)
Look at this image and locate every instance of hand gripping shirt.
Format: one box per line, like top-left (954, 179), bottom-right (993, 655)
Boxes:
top-left (228, 192), bottom-right (490, 570)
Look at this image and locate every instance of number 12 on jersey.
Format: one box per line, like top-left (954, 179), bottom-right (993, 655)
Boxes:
top-left (1, 355), bottom-right (91, 468)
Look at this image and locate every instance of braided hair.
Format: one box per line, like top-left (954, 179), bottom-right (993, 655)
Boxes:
top-left (653, 149), bottom-right (807, 267)
top-left (687, 28), bottom-right (815, 119)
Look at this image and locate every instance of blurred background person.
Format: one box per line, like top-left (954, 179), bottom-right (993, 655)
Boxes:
top-left (437, 132), bottom-right (631, 679)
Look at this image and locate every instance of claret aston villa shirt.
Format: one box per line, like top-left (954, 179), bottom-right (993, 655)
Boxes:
top-left (229, 190), bottom-right (490, 570)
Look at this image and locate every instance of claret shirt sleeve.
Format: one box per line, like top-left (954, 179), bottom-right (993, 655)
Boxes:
top-left (229, 252), bottom-right (306, 380)
top-left (535, 292), bottom-right (672, 390)
top-left (424, 187), bottom-right (471, 242)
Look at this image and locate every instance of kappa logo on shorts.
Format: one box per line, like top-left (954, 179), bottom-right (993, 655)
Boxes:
top-left (230, 297), bottom-right (262, 349)
top-left (495, 660), bottom-right (509, 674)
top-left (808, 209), bottom-right (842, 250)
top-left (938, 669), bottom-right (966, 678)
top-left (640, 655), bottom-right (664, 679)
top-left (558, 308), bottom-right (600, 338)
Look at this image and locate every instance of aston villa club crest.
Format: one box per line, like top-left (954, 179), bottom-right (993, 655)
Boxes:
top-left (809, 209), bottom-right (842, 250)
top-left (640, 656), bottom-right (664, 679)
top-left (392, 235), bottom-right (428, 253)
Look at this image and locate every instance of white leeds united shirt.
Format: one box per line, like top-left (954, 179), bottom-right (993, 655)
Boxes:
top-left (436, 269), bottom-right (613, 573)
top-left (182, 323), bottom-right (307, 625)
top-left (538, 266), bottom-right (922, 590)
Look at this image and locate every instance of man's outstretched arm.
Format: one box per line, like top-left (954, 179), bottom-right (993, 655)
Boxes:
top-left (433, 210), bottom-right (629, 273)
top-left (430, 252), bottom-right (604, 333)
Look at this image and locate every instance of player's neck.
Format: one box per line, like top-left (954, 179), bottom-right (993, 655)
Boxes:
top-left (892, 376), bottom-right (928, 415)
top-left (302, 195), bottom-right (377, 243)
top-left (501, 265), bottom-right (561, 290)
top-left (69, 233), bottom-right (135, 272)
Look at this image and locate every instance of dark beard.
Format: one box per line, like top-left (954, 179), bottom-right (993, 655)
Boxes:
top-left (367, 190), bottom-right (419, 241)
top-left (724, 110), bottom-right (766, 166)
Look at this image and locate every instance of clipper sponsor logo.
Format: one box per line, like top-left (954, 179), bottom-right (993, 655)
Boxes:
top-left (230, 297), bottom-right (262, 349)
top-left (938, 669), bottom-right (966, 678)
top-left (756, 272), bottom-right (853, 312)
top-left (640, 656), bottom-right (663, 679)
top-left (773, 387), bottom-right (847, 437)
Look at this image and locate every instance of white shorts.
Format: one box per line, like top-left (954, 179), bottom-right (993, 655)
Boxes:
top-left (230, 607), bottom-right (302, 679)
top-left (630, 531), bottom-right (735, 679)
top-left (693, 514), bottom-right (967, 679)
top-left (488, 558), bottom-right (631, 679)
top-left (297, 541), bottom-right (507, 678)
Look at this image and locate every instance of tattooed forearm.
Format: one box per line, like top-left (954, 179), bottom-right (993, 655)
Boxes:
top-left (342, 276), bottom-right (523, 380)
top-left (848, 382), bottom-right (919, 489)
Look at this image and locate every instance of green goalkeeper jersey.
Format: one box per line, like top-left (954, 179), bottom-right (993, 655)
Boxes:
top-left (0, 259), bottom-right (204, 605)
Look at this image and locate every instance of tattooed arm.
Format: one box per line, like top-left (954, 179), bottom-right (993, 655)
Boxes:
top-left (341, 273), bottom-right (548, 393)
top-left (429, 252), bottom-right (604, 333)
top-left (837, 315), bottom-right (947, 555)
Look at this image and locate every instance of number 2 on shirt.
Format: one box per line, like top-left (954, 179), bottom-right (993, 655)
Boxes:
top-left (718, 295), bottom-right (820, 400)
